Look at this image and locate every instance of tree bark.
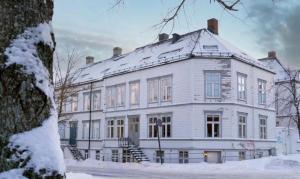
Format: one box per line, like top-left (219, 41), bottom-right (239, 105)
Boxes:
top-left (0, 0), bottom-right (64, 178)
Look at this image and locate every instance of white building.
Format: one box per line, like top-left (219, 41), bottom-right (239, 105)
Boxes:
top-left (58, 19), bottom-right (277, 163)
top-left (259, 52), bottom-right (300, 154)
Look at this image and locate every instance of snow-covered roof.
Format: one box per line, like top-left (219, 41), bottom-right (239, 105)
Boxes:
top-left (74, 29), bottom-right (272, 84)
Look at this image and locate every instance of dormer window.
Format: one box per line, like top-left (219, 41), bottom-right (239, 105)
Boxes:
top-left (203, 45), bottom-right (218, 51)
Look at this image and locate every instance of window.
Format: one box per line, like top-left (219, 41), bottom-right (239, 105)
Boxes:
top-left (156, 150), bottom-right (164, 163)
top-left (148, 79), bottom-right (159, 103)
top-left (258, 80), bottom-right (267, 104)
top-left (71, 94), bottom-right (78, 112)
top-left (107, 119), bottom-right (114, 138)
top-left (179, 151), bottom-right (189, 163)
top-left (84, 150), bottom-right (89, 159)
top-left (259, 116), bottom-right (267, 139)
top-left (61, 102), bottom-right (66, 113)
top-left (116, 119), bottom-right (124, 138)
top-left (160, 77), bottom-right (172, 102)
top-left (91, 120), bottom-right (100, 139)
top-left (239, 151), bottom-right (246, 160)
top-left (206, 114), bottom-right (221, 138)
top-left (130, 81), bottom-right (140, 105)
top-left (205, 72), bottom-right (221, 98)
top-left (148, 114), bottom-right (171, 138)
top-left (112, 149), bottom-right (119, 162)
top-left (116, 84), bottom-right (125, 107)
top-left (92, 91), bottom-right (101, 110)
top-left (82, 121), bottom-right (89, 139)
top-left (148, 116), bottom-right (158, 138)
top-left (238, 114), bottom-right (247, 138)
top-left (83, 92), bottom-right (90, 111)
top-left (95, 150), bottom-right (100, 160)
top-left (58, 122), bottom-right (65, 139)
top-left (106, 86), bottom-right (116, 108)
top-left (237, 73), bottom-right (247, 100)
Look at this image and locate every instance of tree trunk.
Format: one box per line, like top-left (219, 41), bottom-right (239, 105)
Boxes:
top-left (0, 0), bottom-right (64, 178)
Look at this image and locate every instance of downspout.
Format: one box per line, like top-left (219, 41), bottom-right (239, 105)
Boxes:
top-left (88, 82), bottom-right (93, 157)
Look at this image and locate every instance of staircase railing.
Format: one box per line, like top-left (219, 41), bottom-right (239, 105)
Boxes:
top-left (118, 137), bottom-right (130, 148)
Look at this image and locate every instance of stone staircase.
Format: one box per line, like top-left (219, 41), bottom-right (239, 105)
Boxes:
top-left (118, 137), bottom-right (150, 163)
top-left (128, 145), bottom-right (150, 162)
top-left (67, 145), bottom-right (85, 161)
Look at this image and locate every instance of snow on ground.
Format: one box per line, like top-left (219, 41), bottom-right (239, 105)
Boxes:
top-left (65, 154), bottom-right (300, 179)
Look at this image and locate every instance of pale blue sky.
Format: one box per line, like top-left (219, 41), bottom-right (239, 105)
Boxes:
top-left (52, 0), bottom-right (300, 67)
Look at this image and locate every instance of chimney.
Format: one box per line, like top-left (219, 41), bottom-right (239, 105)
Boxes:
top-left (86, 56), bottom-right (94, 65)
top-left (158, 33), bottom-right (169, 42)
top-left (113, 47), bottom-right (122, 57)
top-left (207, 18), bottom-right (218, 35)
top-left (172, 33), bottom-right (181, 43)
top-left (268, 51), bottom-right (276, 58)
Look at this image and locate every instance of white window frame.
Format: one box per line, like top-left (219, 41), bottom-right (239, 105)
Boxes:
top-left (259, 115), bottom-right (267, 139)
top-left (106, 86), bottom-right (116, 108)
top-left (148, 76), bottom-right (172, 104)
top-left (148, 113), bottom-right (172, 138)
top-left (71, 94), bottom-right (78, 112)
top-left (237, 73), bottom-right (247, 101)
top-left (148, 78), bottom-right (159, 103)
top-left (107, 119), bottom-right (114, 138)
top-left (160, 76), bottom-right (172, 102)
top-left (82, 121), bottom-right (90, 139)
top-left (238, 113), bottom-right (247, 138)
top-left (83, 92), bottom-right (91, 111)
top-left (116, 84), bottom-right (126, 107)
top-left (92, 90), bottom-right (101, 110)
top-left (206, 113), bottom-right (221, 138)
top-left (205, 72), bottom-right (221, 98)
top-left (91, 120), bottom-right (100, 139)
top-left (116, 118), bottom-right (125, 138)
top-left (129, 81), bottom-right (140, 106)
top-left (258, 79), bottom-right (267, 105)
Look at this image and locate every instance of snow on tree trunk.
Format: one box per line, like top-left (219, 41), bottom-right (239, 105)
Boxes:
top-left (0, 0), bottom-right (65, 178)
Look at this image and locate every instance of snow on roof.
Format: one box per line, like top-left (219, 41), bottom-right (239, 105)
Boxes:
top-left (74, 29), bottom-right (271, 84)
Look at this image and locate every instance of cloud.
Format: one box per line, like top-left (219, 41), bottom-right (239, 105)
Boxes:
top-left (247, 0), bottom-right (300, 68)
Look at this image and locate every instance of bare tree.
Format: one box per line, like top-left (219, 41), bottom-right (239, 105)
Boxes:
top-left (275, 68), bottom-right (300, 136)
top-left (54, 49), bottom-right (82, 117)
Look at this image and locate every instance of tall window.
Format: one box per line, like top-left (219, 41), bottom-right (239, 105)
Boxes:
top-left (83, 92), bottom-right (90, 111)
top-left (179, 151), bottom-right (189, 163)
top-left (93, 91), bottom-right (101, 110)
top-left (71, 94), bottom-right (78, 112)
top-left (82, 121), bottom-right (89, 139)
top-left (107, 119), bottom-right (114, 138)
top-left (148, 114), bottom-right (171, 138)
top-left (258, 80), bottom-right (267, 104)
top-left (238, 114), bottom-right (247, 138)
top-left (237, 73), bottom-right (247, 100)
top-left (130, 81), bottom-right (140, 105)
top-left (91, 120), bottom-right (100, 139)
top-left (206, 114), bottom-right (221, 138)
top-left (116, 84), bottom-right (125, 107)
top-left (106, 87), bottom-right (116, 108)
top-left (160, 77), bottom-right (172, 102)
top-left (148, 79), bottom-right (159, 103)
top-left (116, 119), bottom-right (124, 138)
top-left (259, 116), bottom-right (267, 139)
top-left (148, 76), bottom-right (172, 103)
top-left (205, 72), bottom-right (221, 98)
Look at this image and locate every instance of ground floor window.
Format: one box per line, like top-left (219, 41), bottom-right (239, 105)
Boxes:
top-left (112, 149), bottom-right (119, 162)
top-left (206, 114), bottom-right (221, 138)
top-left (84, 150), bottom-right (89, 159)
top-left (116, 119), bottom-right (125, 138)
top-left (95, 150), bottom-right (100, 160)
top-left (155, 150), bottom-right (164, 163)
top-left (239, 151), bottom-right (246, 160)
top-left (148, 113), bottom-right (172, 138)
top-left (179, 151), bottom-right (189, 163)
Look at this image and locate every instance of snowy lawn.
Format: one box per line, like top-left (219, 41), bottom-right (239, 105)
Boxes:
top-left (66, 154), bottom-right (300, 178)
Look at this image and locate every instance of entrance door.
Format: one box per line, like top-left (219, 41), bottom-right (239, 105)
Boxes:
top-left (128, 116), bottom-right (140, 146)
top-left (69, 122), bottom-right (77, 146)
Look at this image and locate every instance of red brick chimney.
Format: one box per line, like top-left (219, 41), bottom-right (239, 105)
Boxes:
top-left (207, 18), bottom-right (218, 35)
top-left (268, 51), bottom-right (276, 58)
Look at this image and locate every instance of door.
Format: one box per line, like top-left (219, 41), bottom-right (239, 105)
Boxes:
top-left (69, 122), bottom-right (77, 146)
top-left (128, 116), bottom-right (140, 146)
top-left (204, 151), bottom-right (221, 163)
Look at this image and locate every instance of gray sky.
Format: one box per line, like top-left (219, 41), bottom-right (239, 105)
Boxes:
top-left (53, 0), bottom-right (300, 68)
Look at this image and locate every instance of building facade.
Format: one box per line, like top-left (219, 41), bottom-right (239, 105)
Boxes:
top-left (58, 19), bottom-right (277, 163)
